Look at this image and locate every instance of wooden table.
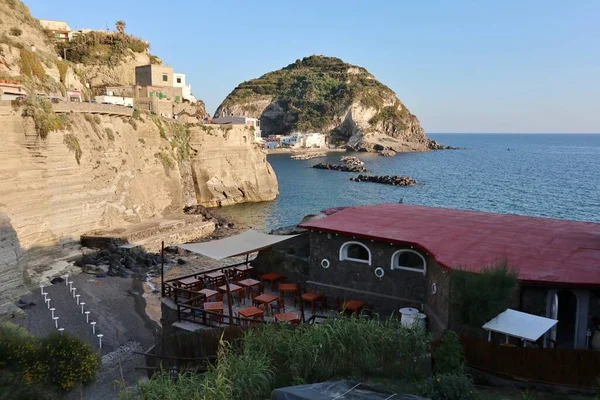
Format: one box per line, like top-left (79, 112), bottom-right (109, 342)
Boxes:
top-left (178, 276), bottom-right (200, 288)
top-left (279, 283), bottom-right (299, 305)
top-left (205, 271), bottom-right (225, 279)
top-left (218, 284), bottom-right (244, 304)
top-left (302, 292), bottom-right (324, 314)
top-left (238, 278), bottom-right (261, 299)
top-left (274, 312), bottom-right (300, 323)
top-left (260, 272), bottom-right (284, 290)
top-left (253, 293), bottom-right (279, 315)
top-left (203, 301), bottom-right (224, 324)
top-left (343, 300), bottom-right (366, 318)
top-left (234, 265), bottom-right (254, 275)
top-left (203, 301), bottom-right (224, 312)
top-left (238, 306), bottom-right (264, 320)
top-left (199, 288), bottom-right (218, 300)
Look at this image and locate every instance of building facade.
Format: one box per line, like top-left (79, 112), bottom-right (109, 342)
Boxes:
top-left (173, 73), bottom-right (196, 102)
top-left (135, 65), bottom-right (174, 88)
top-left (38, 19), bottom-right (72, 41)
top-left (0, 81), bottom-right (25, 100)
top-left (212, 115), bottom-right (262, 142)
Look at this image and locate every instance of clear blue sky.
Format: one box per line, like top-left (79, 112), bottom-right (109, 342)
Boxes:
top-left (26, 0), bottom-right (599, 133)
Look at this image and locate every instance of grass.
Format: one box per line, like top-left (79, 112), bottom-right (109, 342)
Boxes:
top-left (155, 151), bottom-right (175, 171)
top-left (125, 316), bottom-right (433, 400)
top-left (55, 60), bottom-right (68, 84)
top-left (19, 48), bottom-right (45, 80)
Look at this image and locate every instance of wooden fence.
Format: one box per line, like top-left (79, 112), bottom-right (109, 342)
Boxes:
top-left (461, 336), bottom-right (600, 388)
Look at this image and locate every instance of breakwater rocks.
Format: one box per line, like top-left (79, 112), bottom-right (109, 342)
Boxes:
top-left (79, 244), bottom-right (163, 278)
top-left (340, 156), bottom-right (365, 166)
top-left (350, 174), bottom-right (417, 186)
top-left (312, 162), bottom-right (367, 173)
top-left (291, 152), bottom-right (326, 160)
top-left (428, 140), bottom-right (461, 150)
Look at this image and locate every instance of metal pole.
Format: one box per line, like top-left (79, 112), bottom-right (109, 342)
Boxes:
top-left (161, 241), bottom-right (165, 297)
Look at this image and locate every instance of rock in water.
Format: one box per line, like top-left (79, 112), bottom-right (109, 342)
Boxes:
top-left (350, 174), bottom-right (417, 186)
top-left (379, 149), bottom-right (396, 157)
top-left (215, 55), bottom-right (449, 152)
top-left (340, 156), bottom-right (365, 166)
top-left (312, 162), bottom-right (367, 173)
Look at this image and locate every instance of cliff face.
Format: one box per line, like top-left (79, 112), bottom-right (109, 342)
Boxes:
top-left (0, 103), bottom-right (278, 306)
top-left (215, 55), bottom-right (432, 152)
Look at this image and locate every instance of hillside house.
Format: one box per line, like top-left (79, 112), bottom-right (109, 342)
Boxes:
top-left (255, 204), bottom-right (600, 349)
top-left (0, 80), bottom-right (24, 100)
top-left (38, 19), bottom-right (72, 41)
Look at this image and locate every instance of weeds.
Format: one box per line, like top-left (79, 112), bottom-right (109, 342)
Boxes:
top-left (105, 127), bottom-right (115, 141)
top-left (23, 97), bottom-right (63, 139)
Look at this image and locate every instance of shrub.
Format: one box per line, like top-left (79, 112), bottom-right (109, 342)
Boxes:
top-left (450, 261), bottom-right (519, 327)
top-left (155, 151), bottom-right (175, 170)
top-left (138, 138), bottom-right (145, 144)
top-left (415, 373), bottom-right (475, 400)
top-left (84, 113), bottom-right (94, 123)
top-left (19, 48), bottom-right (45, 79)
top-left (55, 60), bottom-right (68, 84)
top-left (36, 334), bottom-right (100, 391)
top-left (63, 133), bottom-right (82, 164)
top-left (434, 330), bottom-right (464, 375)
top-left (129, 118), bottom-right (138, 130)
top-left (93, 115), bottom-right (101, 124)
top-left (9, 27), bottom-right (22, 37)
top-left (132, 108), bottom-right (140, 120)
top-left (105, 127), bottom-right (114, 140)
top-left (23, 97), bottom-right (63, 138)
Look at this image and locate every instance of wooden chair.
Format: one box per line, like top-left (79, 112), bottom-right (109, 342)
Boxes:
top-left (252, 292), bottom-right (261, 307)
top-left (315, 295), bottom-right (327, 313)
top-left (252, 282), bottom-right (265, 298)
top-left (270, 297), bottom-right (286, 315)
top-left (216, 293), bottom-right (224, 302)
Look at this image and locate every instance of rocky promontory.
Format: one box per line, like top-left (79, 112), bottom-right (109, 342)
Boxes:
top-left (350, 174), bottom-right (417, 186)
top-left (215, 55), bottom-right (445, 153)
top-left (312, 162), bottom-right (368, 173)
top-left (340, 156), bottom-right (365, 166)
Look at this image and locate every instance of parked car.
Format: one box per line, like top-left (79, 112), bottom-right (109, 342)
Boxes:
top-left (15, 95), bottom-right (27, 101)
top-left (49, 97), bottom-right (64, 103)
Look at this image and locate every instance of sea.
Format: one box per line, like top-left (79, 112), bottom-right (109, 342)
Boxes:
top-left (215, 134), bottom-right (600, 231)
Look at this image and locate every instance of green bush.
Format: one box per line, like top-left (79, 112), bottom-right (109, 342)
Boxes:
top-left (0, 322), bottom-right (100, 393)
top-left (450, 262), bottom-right (519, 327)
top-left (37, 333), bottom-right (100, 391)
top-left (63, 133), bottom-right (82, 164)
top-left (9, 27), bottom-right (22, 37)
top-left (19, 48), bottom-right (45, 79)
top-left (416, 373), bottom-right (475, 400)
top-left (434, 330), bottom-right (464, 375)
top-left (132, 108), bottom-right (141, 120)
top-left (55, 60), bottom-right (68, 84)
top-left (23, 97), bottom-right (63, 139)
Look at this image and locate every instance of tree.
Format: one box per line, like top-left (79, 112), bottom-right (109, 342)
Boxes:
top-left (115, 20), bottom-right (126, 35)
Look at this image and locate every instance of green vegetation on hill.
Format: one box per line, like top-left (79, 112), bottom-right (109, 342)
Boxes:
top-left (218, 55), bottom-right (404, 133)
top-left (56, 30), bottom-right (148, 65)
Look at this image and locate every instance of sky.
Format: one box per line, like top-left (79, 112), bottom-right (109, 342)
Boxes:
top-left (25, 0), bottom-right (599, 133)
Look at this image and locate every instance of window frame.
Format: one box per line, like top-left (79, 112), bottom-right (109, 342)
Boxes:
top-left (390, 249), bottom-right (426, 275)
top-left (162, 74), bottom-right (168, 82)
top-left (339, 241), bottom-right (372, 265)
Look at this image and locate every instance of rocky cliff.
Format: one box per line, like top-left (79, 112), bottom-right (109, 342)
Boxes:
top-left (0, 103), bottom-right (277, 314)
top-left (216, 55), bottom-right (436, 152)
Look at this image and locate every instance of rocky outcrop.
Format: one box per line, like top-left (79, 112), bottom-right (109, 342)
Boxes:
top-left (427, 140), bottom-right (461, 150)
top-left (379, 149), bottom-right (396, 157)
top-left (215, 55), bottom-right (443, 153)
top-left (350, 175), bottom-right (417, 186)
top-left (340, 156), bottom-right (364, 166)
top-left (0, 104), bottom-right (277, 307)
top-left (291, 152), bottom-right (325, 160)
top-left (312, 162), bottom-right (367, 173)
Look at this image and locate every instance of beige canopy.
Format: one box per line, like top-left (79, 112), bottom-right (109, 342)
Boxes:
top-left (176, 229), bottom-right (299, 260)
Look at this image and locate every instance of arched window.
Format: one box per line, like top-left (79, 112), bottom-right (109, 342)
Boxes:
top-left (339, 241), bottom-right (371, 265)
top-left (391, 249), bottom-right (426, 274)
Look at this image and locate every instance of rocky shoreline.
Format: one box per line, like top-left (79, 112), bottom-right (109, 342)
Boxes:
top-left (291, 152), bottom-right (326, 160)
top-left (312, 162), bottom-right (367, 173)
top-left (339, 156), bottom-right (365, 166)
top-left (428, 140), bottom-right (461, 150)
top-left (350, 174), bottom-right (417, 186)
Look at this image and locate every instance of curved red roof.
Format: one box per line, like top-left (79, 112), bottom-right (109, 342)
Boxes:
top-left (299, 204), bottom-right (600, 286)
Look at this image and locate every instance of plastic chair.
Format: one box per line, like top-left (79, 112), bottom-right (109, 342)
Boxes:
top-left (270, 297), bottom-right (286, 315)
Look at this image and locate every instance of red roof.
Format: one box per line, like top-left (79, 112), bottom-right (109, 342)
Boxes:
top-left (299, 204), bottom-right (600, 287)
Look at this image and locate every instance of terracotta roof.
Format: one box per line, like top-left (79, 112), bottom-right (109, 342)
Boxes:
top-left (298, 204), bottom-right (600, 286)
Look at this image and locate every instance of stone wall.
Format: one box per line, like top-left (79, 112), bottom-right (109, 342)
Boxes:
top-left (52, 102), bottom-right (133, 117)
top-left (251, 234), bottom-right (311, 286)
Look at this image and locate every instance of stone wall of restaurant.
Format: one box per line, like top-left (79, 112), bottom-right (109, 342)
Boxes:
top-left (251, 234), bottom-right (311, 287)
top-left (520, 286), bottom-right (549, 317)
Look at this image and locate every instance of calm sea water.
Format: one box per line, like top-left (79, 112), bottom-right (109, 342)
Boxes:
top-left (215, 134), bottom-right (600, 231)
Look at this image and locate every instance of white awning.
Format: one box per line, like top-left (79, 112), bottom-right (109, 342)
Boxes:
top-left (482, 309), bottom-right (558, 342)
top-left (176, 229), bottom-right (299, 260)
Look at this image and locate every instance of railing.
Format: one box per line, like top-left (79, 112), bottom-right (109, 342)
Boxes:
top-left (461, 335), bottom-right (600, 388)
top-left (176, 297), bottom-right (267, 328)
top-left (162, 260), bottom-right (249, 298)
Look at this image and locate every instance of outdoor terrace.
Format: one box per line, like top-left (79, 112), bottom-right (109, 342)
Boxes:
top-left (162, 261), bottom-right (372, 330)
